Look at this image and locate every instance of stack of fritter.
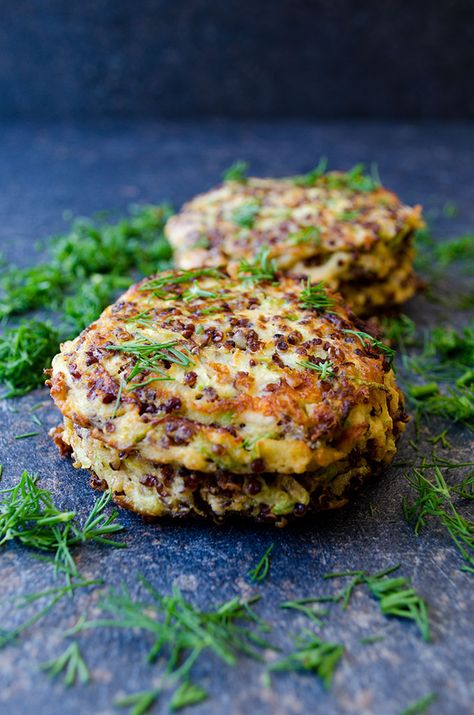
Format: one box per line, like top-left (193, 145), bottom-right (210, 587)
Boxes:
top-left (50, 270), bottom-right (408, 525)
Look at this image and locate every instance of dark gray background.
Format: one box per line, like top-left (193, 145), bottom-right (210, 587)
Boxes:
top-left (0, 120), bottom-right (473, 715)
top-left (1, 1), bottom-right (474, 119)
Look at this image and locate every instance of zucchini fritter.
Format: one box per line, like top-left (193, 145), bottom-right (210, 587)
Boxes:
top-left (49, 270), bottom-right (407, 525)
top-left (165, 170), bottom-right (423, 315)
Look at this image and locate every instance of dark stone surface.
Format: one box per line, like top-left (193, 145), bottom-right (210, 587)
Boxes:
top-left (0, 120), bottom-right (473, 715)
top-left (0, 2), bottom-right (474, 119)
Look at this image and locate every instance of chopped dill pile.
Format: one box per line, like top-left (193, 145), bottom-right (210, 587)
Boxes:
top-left (398, 321), bottom-right (474, 427)
top-left (247, 544), bottom-right (274, 583)
top-left (0, 320), bottom-right (60, 397)
top-left (299, 278), bottom-right (336, 312)
top-left (222, 160), bottom-right (249, 183)
top-left (238, 246), bottom-right (277, 283)
top-left (269, 632), bottom-right (344, 690)
top-left (0, 471), bottom-right (125, 585)
top-left (40, 641), bottom-right (90, 687)
top-left (0, 205), bottom-right (173, 397)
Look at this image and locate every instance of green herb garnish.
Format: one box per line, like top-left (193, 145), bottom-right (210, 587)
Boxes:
top-left (326, 163), bottom-right (380, 193)
top-left (0, 579), bottom-right (100, 650)
top-left (404, 464), bottom-right (474, 572)
top-left (0, 205), bottom-right (173, 397)
top-left (297, 359), bottom-right (335, 380)
top-left (140, 268), bottom-right (220, 296)
top-left (0, 320), bottom-right (60, 397)
top-left (222, 161), bottom-right (249, 183)
top-left (72, 582), bottom-right (273, 681)
top-left (170, 681), bottom-right (208, 711)
top-left (290, 157), bottom-right (328, 187)
top-left (238, 246), bottom-right (277, 283)
top-left (280, 599), bottom-right (328, 626)
top-left (299, 278), bottom-right (336, 312)
top-left (40, 641), bottom-right (90, 686)
top-left (288, 226), bottom-right (321, 245)
top-left (0, 472), bottom-right (124, 585)
top-left (232, 201), bottom-right (261, 229)
top-left (342, 329), bottom-right (395, 365)
top-left (399, 693), bottom-right (437, 715)
top-left (325, 564), bottom-right (430, 640)
top-left (115, 687), bottom-right (161, 715)
top-left (106, 336), bottom-right (193, 384)
top-left (269, 632), bottom-right (344, 690)
top-left (247, 544), bottom-right (274, 583)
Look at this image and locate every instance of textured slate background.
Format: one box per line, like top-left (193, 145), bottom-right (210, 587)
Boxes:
top-left (0, 120), bottom-right (473, 715)
top-left (1, 1), bottom-right (474, 119)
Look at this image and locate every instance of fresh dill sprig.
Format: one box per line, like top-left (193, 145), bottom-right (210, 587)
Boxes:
top-left (297, 359), bottom-right (335, 380)
top-left (280, 599), bottom-right (328, 627)
top-left (399, 693), bottom-right (437, 715)
top-left (269, 632), bottom-right (344, 690)
top-left (71, 581), bottom-right (273, 683)
top-left (106, 336), bottom-right (193, 384)
top-left (247, 544), bottom-right (274, 583)
top-left (238, 246), bottom-right (277, 283)
top-left (232, 200), bottom-right (261, 229)
top-left (325, 564), bottom-right (430, 640)
top-left (182, 285), bottom-right (218, 302)
top-left (0, 579), bottom-right (100, 649)
top-left (140, 268), bottom-right (221, 296)
top-left (115, 687), bottom-right (161, 715)
top-left (40, 641), bottom-right (90, 686)
top-left (289, 157), bottom-right (328, 187)
top-left (170, 681), bottom-right (208, 711)
top-left (403, 465), bottom-right (474, 571)
top-left (342, 329), bottom-right (396, 366)
top-left (0, 472), bottom-right (124, 584)
top-left (222, 161), bottom-right (249, 183)
top-left (0, 320), bottom-right (60, 397)
top-left (299, 278), bottom-right (336, 312)
top-left (325, 163), bottom-right (380, 193)
top-left (364, 573), bottom-right (430, 641)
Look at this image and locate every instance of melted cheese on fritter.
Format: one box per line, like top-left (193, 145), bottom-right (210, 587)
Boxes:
top-left (165, 175), bottom-right (423, 313)
top-left (50, 271), bottom-right (406, 476)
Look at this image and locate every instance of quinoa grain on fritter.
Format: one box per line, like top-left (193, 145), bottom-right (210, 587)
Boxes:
top-left (165, 164), bottom-right (423, 315)
top-left (49, 269), bottom-right (407, 525)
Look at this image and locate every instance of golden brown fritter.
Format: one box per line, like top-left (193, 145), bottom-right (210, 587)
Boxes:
top-left (165, 169), bottom-right (423, 315)
top-left (49, 269), bottom-right (407, 524)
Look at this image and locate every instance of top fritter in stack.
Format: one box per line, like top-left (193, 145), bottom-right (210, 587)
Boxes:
top-left (166, 163), bottom-right (423, 316)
